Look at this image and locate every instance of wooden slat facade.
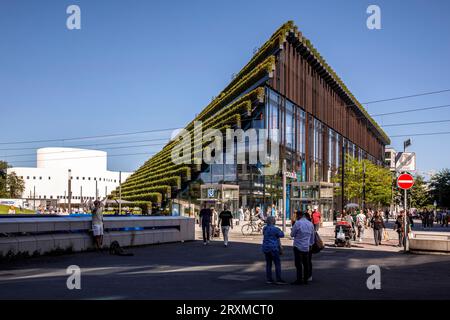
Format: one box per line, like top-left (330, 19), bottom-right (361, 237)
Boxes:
top-left (268, 41), bottom-right (385, 165)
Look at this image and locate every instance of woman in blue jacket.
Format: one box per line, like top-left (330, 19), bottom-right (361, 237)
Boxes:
top-left (261, 216), bottom-right (286, 284)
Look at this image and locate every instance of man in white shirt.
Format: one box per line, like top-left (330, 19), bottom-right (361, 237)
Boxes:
top-left (356, 211), bottom-right (367, 242)
top-left (290, 211), bottom-right (315, 285)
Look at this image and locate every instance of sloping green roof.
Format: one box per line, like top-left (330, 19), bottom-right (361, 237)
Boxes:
top-left (112, 21), bottom-right (390, 204)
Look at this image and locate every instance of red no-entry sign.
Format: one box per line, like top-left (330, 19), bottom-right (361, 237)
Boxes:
top-left (397, 173), bottom-right (414, 190)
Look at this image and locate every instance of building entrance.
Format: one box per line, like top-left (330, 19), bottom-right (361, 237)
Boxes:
top-left (198, 184), bottom-right (240, 223)
top-left (290, 181), bottom-right (335, 223)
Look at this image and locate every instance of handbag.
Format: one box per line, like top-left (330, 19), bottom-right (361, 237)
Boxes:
top-left (383, 229), bottom-right (390, 241)
top-left (311, 231), bottom-right (324, 254)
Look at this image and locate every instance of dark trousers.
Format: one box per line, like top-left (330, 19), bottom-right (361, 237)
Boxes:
top-left (314, 223), bottom-right (320, 231)
top-left (397, 231), bottom-right (404, 246)
top-left (202, 223), bottom-right (210, 242)
top-left (308, 251), bottom-right (312, 278)
top-left (373, 228), bottom-right (382, 245)
top-left (264, 251), bottom-right (282, 282)
top-left (293, 247), bottom-right (310, 283)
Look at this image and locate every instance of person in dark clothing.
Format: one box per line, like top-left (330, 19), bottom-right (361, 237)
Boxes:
top-left (370, 211), bottom-right (385, 246)
top-left (218, 205), bottom-right (234, 247)
top-left (407, 212), bottom-right (414, 228)
top-left (422, 209), bottom-right (429, 228)
top-left (394, 212), bottom-right (405, 247)
top-left (199, 203), bottom-right (213, 245)
top-left (384, 209), bottom-right (389, 223)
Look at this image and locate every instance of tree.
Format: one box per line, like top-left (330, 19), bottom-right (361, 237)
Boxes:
top-left (408, 175), bottom-right (431, 209)
top-left (364, 161), bottom-right (392, 207)
top-left (334, 155), bottom-right (392, 209)
top-left (6, 172), bottom-right (25, 198)
top-left (0, 160), bottom-right (9, 198)
top-left (429, 168), bottom-right (450, 208)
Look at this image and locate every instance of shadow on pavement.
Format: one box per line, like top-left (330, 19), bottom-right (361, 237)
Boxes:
top-left (0, 239), bottom-right (449, 300)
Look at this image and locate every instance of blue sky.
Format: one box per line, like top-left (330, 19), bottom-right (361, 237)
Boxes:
top-left (0, 0), bottom-right (449, 177)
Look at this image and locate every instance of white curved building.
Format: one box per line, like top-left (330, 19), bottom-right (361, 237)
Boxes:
top-left (7, 148), bottom-right (133, 208)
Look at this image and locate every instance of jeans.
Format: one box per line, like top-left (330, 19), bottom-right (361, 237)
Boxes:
top-left (264, 251), bottom-right (282, 282)
top-left (314, 223), bottom-right (320, 232)
top-left (202, 223), bottom-right (210, 242)
top-left (373, 228), bottom-right (382, 245)
top-left (221, 226), bottom-right (230, 245)
top-left (293, 247), bottom-right (310, 283)
top-left (357, 225), bottom-right (365, 239)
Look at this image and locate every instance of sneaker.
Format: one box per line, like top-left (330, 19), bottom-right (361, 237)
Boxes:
top-left (266, 280), bottom-right (274, 284)
top-left (275, 280), bottom-right (288, 285)
top-left (308, 276), bottom-right (312, 282)
top-left (203, 242), bottom-right (207, 246)
top-left (224, 243), bottom-right (228, 247)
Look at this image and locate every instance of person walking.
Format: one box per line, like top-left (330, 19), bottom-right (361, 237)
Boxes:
top-left (356, 210), bottom-right (367, 242)
top-left (384, 209), bottom-right (390, 223)
top-left (394, 211), bottom-right (405, 247)
top-left (370, 211), bottom-right (385, 246)
top-left (199, 203), bottom-right (212, 245)
top-left (442, 211), bottom-right (449, 227)
top-left (424, 209), bottom-right (428, 228)
top-left (311, 207), bottom-right (321, 232)
top-left (290, 211), bottom-right (315, 285)
top-left (244, 207), bottom-right (250, 221)
top-left (429, 210), bottom-right (435, 228)
top-left (218, 205), bottom-right (234, 247)
top-left (238, 206), bottom-right (244, 225)
top-left (261, 216), bottom-right (286, 285)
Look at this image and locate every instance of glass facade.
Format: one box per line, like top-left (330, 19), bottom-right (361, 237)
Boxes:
top-left (180, 86), bottom-right (382, 222)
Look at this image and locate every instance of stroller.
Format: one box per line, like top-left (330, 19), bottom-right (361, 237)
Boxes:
top-left (335, 221), bottom-right (353, 247)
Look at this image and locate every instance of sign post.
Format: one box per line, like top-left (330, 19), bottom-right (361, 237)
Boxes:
top-left (397, 173), bottom-right (414, 252)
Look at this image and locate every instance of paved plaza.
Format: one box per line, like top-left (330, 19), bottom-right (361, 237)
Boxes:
top-left (0, 223), bottom-right (449, 300)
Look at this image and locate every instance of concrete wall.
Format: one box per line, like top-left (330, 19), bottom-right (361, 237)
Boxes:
top-left (0, 216), bottom-right (195, 257)
top-left (409, 231), bottom-right (450, 253)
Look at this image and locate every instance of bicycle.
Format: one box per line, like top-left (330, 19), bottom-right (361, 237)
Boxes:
top-left (241, 218), bottom-right (264, 236)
